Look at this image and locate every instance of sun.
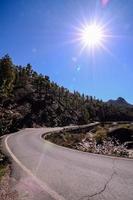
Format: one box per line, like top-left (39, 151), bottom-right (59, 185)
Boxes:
top-left (69, 19), bottom-right (115, 56)
top-left (81, 23), bottom-right (104, 48)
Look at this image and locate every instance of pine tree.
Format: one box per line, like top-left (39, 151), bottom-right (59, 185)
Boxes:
top-left (0, 54), bottom-right (15, 97)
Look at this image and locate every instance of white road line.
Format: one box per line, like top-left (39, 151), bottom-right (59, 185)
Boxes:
top-left (5, 135), bottom-right (66, 200)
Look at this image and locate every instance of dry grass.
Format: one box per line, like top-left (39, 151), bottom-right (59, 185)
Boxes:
top-left (0, 164), bottom-right (6, 181)
top-left (46, 123), bottom-right (133, 158)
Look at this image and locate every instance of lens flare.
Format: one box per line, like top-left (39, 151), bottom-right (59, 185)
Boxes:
top-left (101, 0), bottom-right (110, 6)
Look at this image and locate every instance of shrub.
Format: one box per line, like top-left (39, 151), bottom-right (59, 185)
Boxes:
top-left (94, 129), bottom-right (107, 144)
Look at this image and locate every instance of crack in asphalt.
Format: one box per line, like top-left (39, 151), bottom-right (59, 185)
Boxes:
top-left (79, 159), bottom-right (116, 200)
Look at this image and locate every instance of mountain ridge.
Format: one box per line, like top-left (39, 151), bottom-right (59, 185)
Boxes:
top-left (107, 97), bottom-right (133, 107)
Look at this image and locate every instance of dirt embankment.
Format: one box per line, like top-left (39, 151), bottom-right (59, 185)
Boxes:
top-left (45, 124), bottom-right (133, 158)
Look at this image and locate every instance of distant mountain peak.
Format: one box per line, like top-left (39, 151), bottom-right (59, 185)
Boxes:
top-left (107, 97), bottom-right (132, 107)
top-left (117, 97), bottom-right (128, 104)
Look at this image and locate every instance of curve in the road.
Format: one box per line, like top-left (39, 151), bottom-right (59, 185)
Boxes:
top-left (4, 128), bottom-right (133, 200)
top-left (5, 134), bottom-right (66, 200)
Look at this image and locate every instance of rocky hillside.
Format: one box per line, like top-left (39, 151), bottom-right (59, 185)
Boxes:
top-left (0, 55), bottom-right (133, 136)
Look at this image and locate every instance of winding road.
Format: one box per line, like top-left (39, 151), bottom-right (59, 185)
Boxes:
top-left (4, 127), bottom-right (133, 200)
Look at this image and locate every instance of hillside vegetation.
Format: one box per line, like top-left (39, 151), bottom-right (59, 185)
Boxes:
top-left (0, 55), bottom-right (133, 136)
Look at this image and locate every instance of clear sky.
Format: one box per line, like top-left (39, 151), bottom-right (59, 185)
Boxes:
top-left (0, 0), bottom-right (133, 103)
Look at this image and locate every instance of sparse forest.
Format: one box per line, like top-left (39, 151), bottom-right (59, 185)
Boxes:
top-left (0, 55), bottom-right (133, 136)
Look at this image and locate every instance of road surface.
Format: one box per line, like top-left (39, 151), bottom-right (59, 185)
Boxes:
top-left (3, 127), bottom-right (133, 200)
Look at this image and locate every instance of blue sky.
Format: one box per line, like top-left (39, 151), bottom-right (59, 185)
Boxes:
top-left (0, 0), bottom-right (133, 103)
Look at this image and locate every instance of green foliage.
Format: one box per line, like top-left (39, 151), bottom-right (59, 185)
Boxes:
top-left (0, 55), bottom-right (15, 97)
top-left (0, 54), bottom-right (133, 136)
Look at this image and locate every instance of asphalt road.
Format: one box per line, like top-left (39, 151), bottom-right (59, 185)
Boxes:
top-left (4, 127), bottom-right (133, 200)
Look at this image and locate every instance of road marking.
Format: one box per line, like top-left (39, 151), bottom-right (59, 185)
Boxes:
top-left (5, 135), bottom-right (66, 200)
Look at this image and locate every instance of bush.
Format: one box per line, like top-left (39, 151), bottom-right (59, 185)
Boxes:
top-left (94, 129), bottom-right (107, 144)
